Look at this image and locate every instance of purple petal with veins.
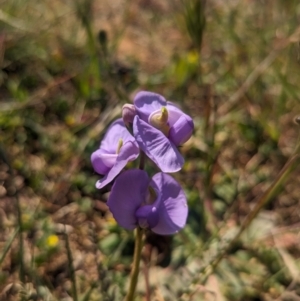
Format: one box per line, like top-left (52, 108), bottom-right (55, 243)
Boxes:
top-left (168, 114), bottom-right (194, 146)
top-left (91, 150), bottom-right (118, 175)
top-left (134, 91), bottom-right (167, 122)
top-left (133, 116), bottom-right (184, 173)
top-left (107, 170), bottom-right (188, 235)
top-left (96, 141), bottom-right (139, 189)
top-left (151, 172), bottom-right (188, 235)
top-left (91, 118), bottom-right (139, 189)
top-left (107, 169), bottom-right (150, 230)
top-left (131, 91), bottom-right (193, 171)
top-left (100, 119), bottom-right (136, 152)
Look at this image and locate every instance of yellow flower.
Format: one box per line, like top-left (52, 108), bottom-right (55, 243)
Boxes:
top-left (106, 215), bottom-right (117, 226)
top-left (46, 235), bottom-right (59, 248)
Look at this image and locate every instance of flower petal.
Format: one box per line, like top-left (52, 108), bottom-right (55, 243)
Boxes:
top-left (107, 169), bottom-right (150, 230)
top-left (165, 104), bottom-right (183, 127)
top-left (91, 150), bottom-right (117, 175)
top-left (133, 116), bottom-right (184, 173)
top-left (135, 180), bottom-right (161, 229)
top-left (135, 205), bottom-right (159, 229)
top-left (100, 118), bottom-right (136, 153)
top-left (169, 114), bottom-right (194, 146)
top-left (134, 91), bottom-right (166, 122)
top-left (96, 141), bottom-right (139, 189)
top-left (122, 104), bottom-right (137, 125)
top-left (150, 173), bottom-right (188, 235)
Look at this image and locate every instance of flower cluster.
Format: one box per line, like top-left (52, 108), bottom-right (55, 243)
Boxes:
top-left (91, 91), bottom-right (194, 235)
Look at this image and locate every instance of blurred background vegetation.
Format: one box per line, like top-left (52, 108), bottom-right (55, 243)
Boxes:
top-left (1, 0), bottom-right (300, 300)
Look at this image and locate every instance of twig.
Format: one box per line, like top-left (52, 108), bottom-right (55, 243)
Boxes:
top-left (0, 144), bottom-right (26, 299)
top-left (64, 229), bottom-right (78, 301)
top-left (0, 227), bottom-right (19, 267)
top-left (125, 227), bottom-right (144, 301)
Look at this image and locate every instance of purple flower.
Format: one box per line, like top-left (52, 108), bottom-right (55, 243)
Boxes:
top-left (91, 119), bottom-right (139, 189)
top-left (131, 91), bottom-right (194, 173)
top-left (107, 169), bottom-right (188, 235)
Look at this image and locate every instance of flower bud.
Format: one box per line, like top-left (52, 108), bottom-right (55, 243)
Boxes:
top-left (122, 104), bottom-right (136, 126)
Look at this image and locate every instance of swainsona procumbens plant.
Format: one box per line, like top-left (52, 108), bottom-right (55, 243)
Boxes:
top-left (91, 91), bottom-right (194, 301)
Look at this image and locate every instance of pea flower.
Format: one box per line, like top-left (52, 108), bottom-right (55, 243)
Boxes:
top-left (91, 119), bottom-right (139, 189)
top-left (126, 91), bottom-right (194, 173)
top-left (107, 169), bottom-right (188, 235)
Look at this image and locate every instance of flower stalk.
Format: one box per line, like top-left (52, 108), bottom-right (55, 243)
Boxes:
top-left (125, 227), bottom-right (144, 301)
top-left (91, 91), bottom-right (192, 299)
top-left (139, 151), bottom-right (145, 170)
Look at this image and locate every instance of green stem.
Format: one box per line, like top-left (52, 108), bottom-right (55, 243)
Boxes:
top-left (125, 227), bottom-right (144, 301)
top-left (0, 143), bottom-right (25, 291)
top-left (16, 193), bottom-right (25, 284)
top-left (65, 230), bottom-right (78, 301)
top-left (0, 227), bottom-right (19, 267)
